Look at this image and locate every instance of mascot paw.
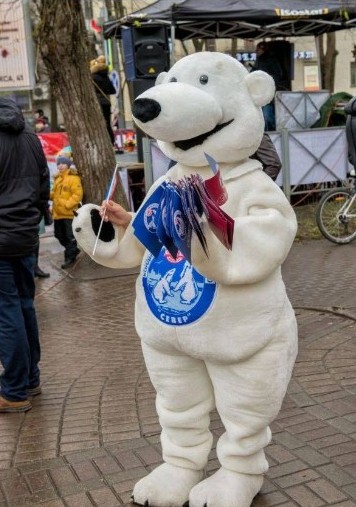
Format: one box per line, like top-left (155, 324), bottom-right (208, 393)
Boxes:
top-left (132, 463), bottom-right (203, 507)
top-left (72, 203), bottom-right (118, 259)
top-left (189, 468), bottom-right (263, 507)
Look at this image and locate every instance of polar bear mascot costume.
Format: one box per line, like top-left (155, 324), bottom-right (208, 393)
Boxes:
top-left (73, 52), bottom-right (298, 507)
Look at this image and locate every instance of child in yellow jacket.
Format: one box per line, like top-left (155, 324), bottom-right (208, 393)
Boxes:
top-left (50, 157), bottom-right (83, 269)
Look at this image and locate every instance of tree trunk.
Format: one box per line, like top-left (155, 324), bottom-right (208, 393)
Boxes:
top-left (192, 39), bottom-right (205, 52)
top-left (324, 32), bottom-right (338, 92)
top-left (33, 0), bottom-right (128, 208)
top-left (49, 91), bottom-right (58, 132)
top-left (316, 32), bottom-right (338, 93)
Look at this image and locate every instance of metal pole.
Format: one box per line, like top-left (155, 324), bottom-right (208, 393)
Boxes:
top-left (170, 24), bottom-right (176, 66)
top-left (314, 35), bottom-right (322, 91)
top-left (143, 138), bottom-right (153, 192)
top-left (281, 128), bottom-right (291, 201)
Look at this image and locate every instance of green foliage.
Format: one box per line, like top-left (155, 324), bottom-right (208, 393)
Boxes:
top-left (312, 92), bottom-right (353, 128)
top-left (294, 204), bottom-right (322, 241)
top-left (339, 8), bottom-right (350, 20)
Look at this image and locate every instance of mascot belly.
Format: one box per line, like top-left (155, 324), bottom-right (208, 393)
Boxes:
top-left (73, 52), bottom-right (298, 507)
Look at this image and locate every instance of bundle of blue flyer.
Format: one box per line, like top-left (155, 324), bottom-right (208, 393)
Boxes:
top-left (132, 154), bottom-right (234, 263)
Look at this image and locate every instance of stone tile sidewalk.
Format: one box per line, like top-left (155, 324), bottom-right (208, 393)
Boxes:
top-left (2, 238), bottom-right (356, 506)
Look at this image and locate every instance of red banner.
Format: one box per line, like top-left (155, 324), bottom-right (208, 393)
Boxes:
top-left (37, 132), bottom-right (70, 162)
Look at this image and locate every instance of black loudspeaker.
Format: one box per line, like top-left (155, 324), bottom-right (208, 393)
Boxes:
top-left (130, 78), bottom-right (156, 163)
top-left (122, 25), bottom-right (169, 81)
top-left (268, 40), bottom-right (294, 91)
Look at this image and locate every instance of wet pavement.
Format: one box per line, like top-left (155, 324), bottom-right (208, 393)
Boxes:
top-left (2, 235), bottom-right (356, 506)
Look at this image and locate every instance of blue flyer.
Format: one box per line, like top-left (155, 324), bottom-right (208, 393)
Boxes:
top-left (132, 183), bottom-right (166, 257)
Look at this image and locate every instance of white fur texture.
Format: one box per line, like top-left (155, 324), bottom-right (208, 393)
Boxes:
top-left (74, 52), bottom-right (298, 507)
top-left (189, 469), bottom-right (264, 507)
top-left (133, 464), bottom-right (203, 507)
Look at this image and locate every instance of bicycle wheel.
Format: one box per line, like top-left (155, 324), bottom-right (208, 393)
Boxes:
top-left (316, 189), bottom-right (356, 244)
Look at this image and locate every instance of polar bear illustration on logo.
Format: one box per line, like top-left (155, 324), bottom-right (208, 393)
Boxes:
top-left (73, 52), bottom-right (298, 507)
top-left (152, 268), bottom-right (175, 304)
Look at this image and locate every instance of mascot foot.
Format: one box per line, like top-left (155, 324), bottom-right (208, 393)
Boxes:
top-left (132, 463), bottom-right (203, 507)
top-left (189, 468), bottom-right (263, 507)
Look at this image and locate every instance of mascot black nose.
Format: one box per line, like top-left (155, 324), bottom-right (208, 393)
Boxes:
top-left (132, 98), bottom-right (161, 123)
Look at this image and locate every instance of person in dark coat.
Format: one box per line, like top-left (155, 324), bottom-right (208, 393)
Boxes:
top-left (0, 97), bottom-right (50, 413)
top-left (250, 42), bottom-right (283, 131)
top-left (251, 133), bottom-right (282, 181)
top-left (34, 108), bottom-right (51, 132)
top-left (90, 55), bottom-right (116, 145)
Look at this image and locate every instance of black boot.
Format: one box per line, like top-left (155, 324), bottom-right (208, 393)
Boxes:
top-left (34, 242), bottom-right (50, 277)
top-left (35, 265), bottom-right (50, 278)
top-left (61, 249), bottom-right (80, 269)
top-left (61, 259), bottom-right (75, 269)
top-left (61, 259), bottom-right (76, 269)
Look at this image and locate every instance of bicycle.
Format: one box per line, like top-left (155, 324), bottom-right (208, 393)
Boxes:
top-left (315, 173), bottom-right (356, 244)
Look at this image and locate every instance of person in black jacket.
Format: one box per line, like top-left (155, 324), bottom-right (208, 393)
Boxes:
top-left (90, 55), bottom-right (116, 146)
top-left (250, 42), bottom-right (283, 131)
top-left (251, 133), bottom-right (282, 181)
top-left (0, 97), bottom-right (50, 413)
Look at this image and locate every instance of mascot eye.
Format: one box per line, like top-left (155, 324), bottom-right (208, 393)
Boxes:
top-left (199, 75), bottom-right (209, 85)
top-left (169, 77), bottom-right (177, 82)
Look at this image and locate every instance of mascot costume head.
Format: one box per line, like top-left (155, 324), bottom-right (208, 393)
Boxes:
top-left (73, 52), bottom-right (298, 507)
top-left (133, 52), bottom-right (274, 167)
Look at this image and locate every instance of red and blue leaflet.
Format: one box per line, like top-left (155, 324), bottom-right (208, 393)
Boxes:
top-left (132, 154), bottom-right (234, 259)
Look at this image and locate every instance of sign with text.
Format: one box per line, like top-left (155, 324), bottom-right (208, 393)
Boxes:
top-left (0, 0), bottom-right (34, 91)
top-left (304, 65), bottom-right (320, 91)
top-left (236, 50), bottom-right (314, 63)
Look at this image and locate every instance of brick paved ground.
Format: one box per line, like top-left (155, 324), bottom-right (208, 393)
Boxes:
top-left (2, 238), bottom-right (356, 506)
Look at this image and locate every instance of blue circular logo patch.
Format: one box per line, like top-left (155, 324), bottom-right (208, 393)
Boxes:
top-left (174, 210), bottom-right (186, 240)
top-left (142, 248), bottom-right (217, 326)
top-left (144, 203), bottom-right (159, 233)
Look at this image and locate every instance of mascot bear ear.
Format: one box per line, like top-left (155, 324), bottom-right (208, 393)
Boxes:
top-left (244, 70), bottom-right (276, 107)
top-left (155, 72), bottom-right (167, 85)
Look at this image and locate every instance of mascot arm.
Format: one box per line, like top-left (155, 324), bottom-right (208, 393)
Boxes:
top-left (73, 175), bottom-right (168, 269)
top-left (191, 192), bottom-right (297, 285)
